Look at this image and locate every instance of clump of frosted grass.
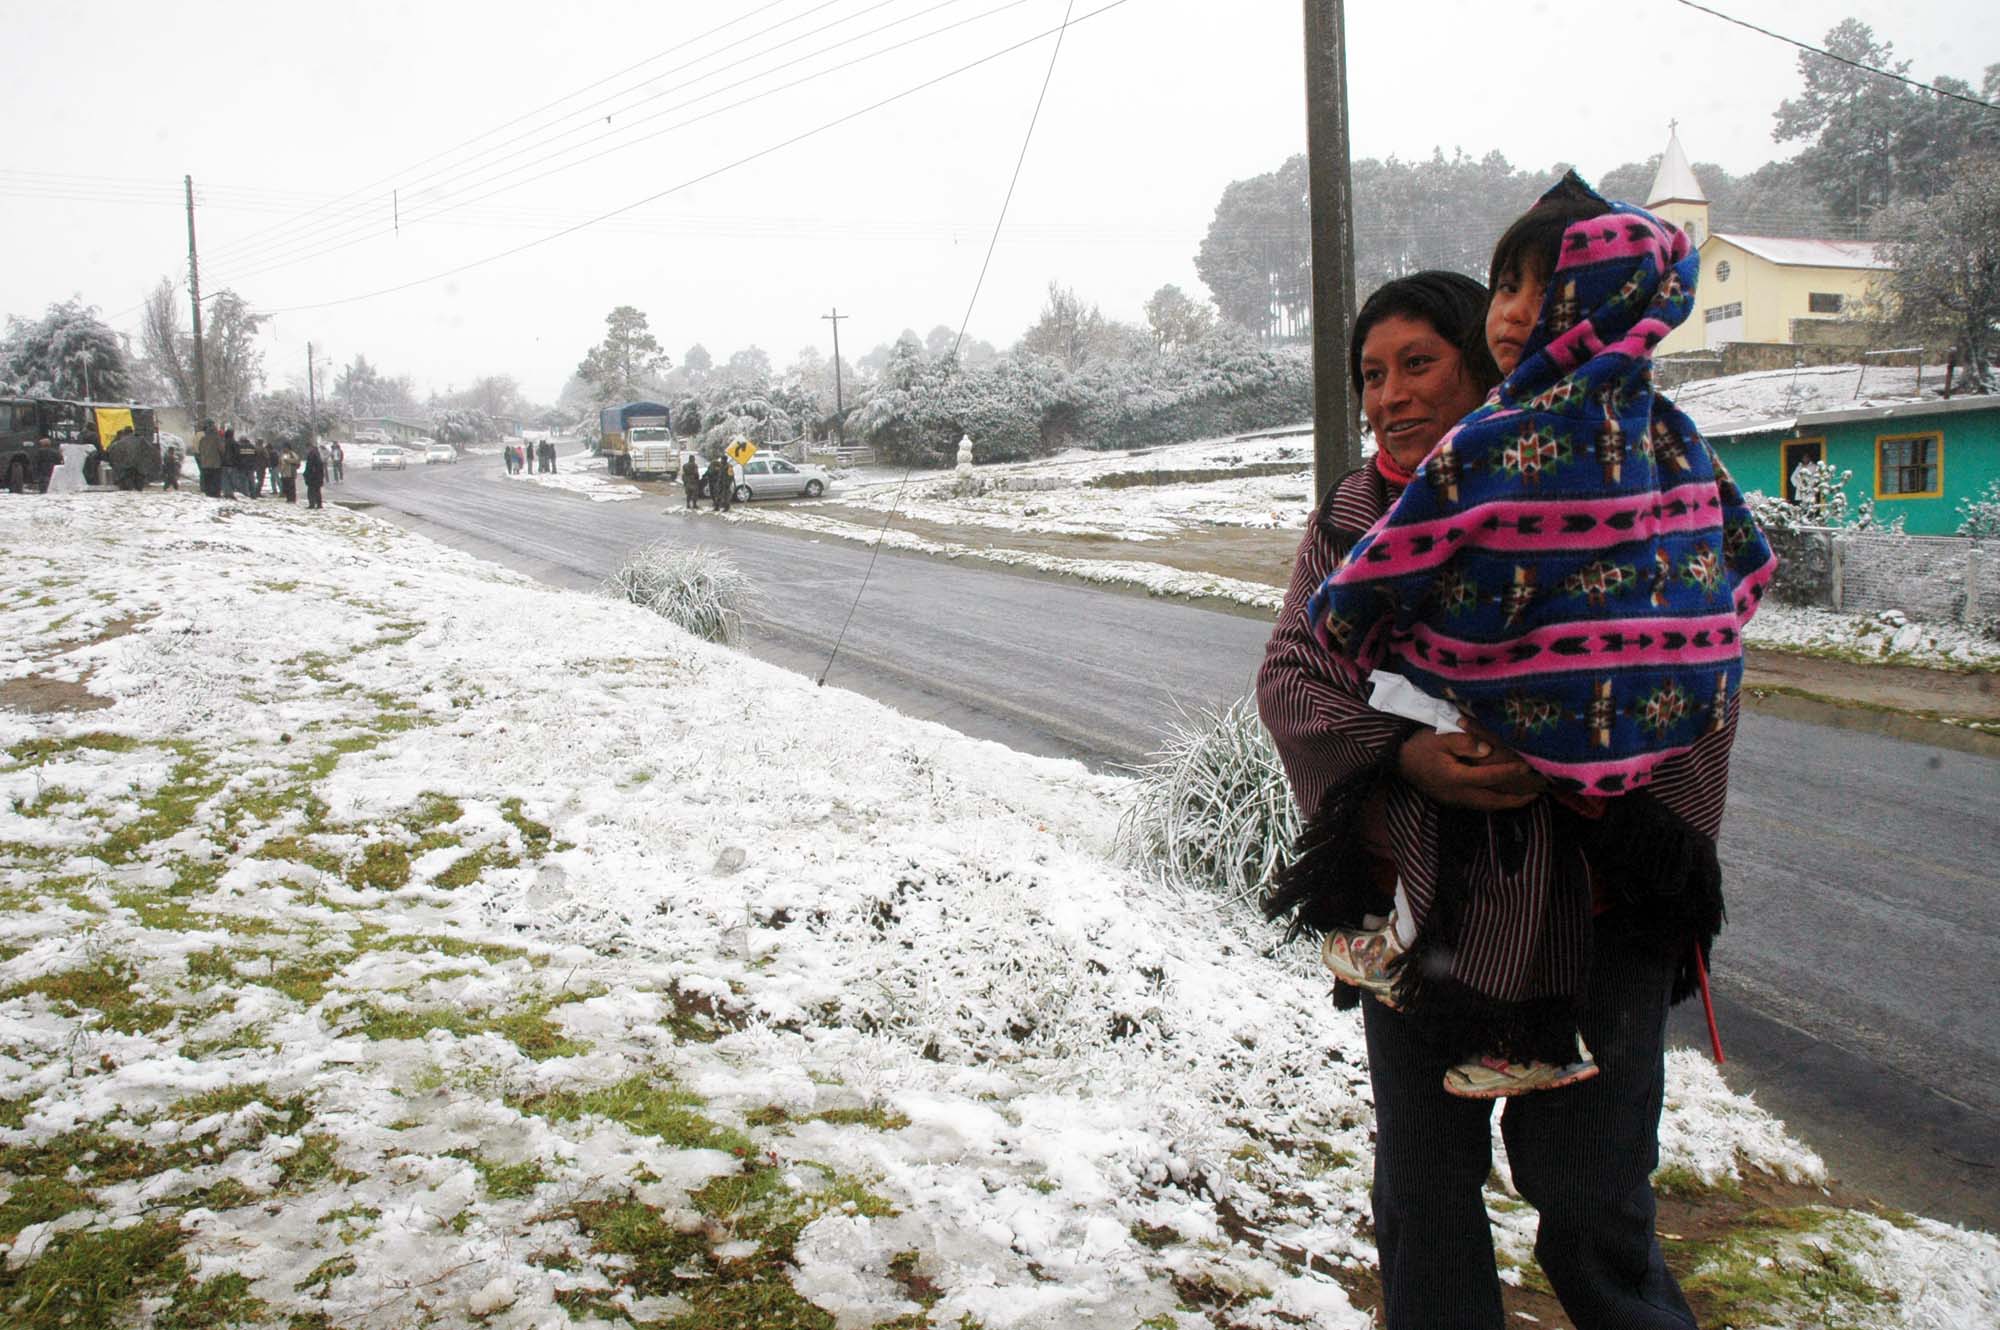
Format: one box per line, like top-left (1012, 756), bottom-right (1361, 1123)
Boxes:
top-left (1116, 696), bottom-right (1298, 906)
top-left (607, 542), bottom-right (756, 644)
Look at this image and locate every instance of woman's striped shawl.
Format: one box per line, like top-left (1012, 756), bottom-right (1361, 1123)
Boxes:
top-left (1308, 184), bottom-right (1777, 796)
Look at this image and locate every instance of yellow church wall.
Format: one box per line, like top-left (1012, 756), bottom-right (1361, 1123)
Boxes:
top-left (1659, 237), bottom-right (1881, 355)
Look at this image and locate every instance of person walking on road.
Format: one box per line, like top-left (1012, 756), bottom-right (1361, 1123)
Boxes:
top-left (161, 436), bottom-right (182, 491)
top-left (303, 443), bottom-right (326, 510)
top-left (330, 440), bottom-right (344, 483)
top-left (680, 453), bottom-right (701, 510)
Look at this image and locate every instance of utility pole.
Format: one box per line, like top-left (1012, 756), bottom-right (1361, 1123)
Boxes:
top-left (821, 308), bottom-right (847, 454)
top-left (185, 175), bottom-right (208, 425)
top-left (1302, 0), bottom-right (1360, 497)
top-left (307, 342), bottom-right (319, 449)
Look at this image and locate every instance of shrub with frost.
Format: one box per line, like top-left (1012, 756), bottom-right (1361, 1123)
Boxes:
top-left (1115, 696), bottom-right (1298, 907)
top-left (1958, 478), bottom-right (2000, 539)
top-left (606, 542), bottom-right (756, 644)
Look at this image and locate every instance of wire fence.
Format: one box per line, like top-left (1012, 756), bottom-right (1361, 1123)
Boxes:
top-left (1768, 528), bottom-right (1999, 629)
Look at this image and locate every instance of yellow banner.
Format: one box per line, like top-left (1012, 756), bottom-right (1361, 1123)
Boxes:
top-left (94, 407), bottom-right (134, 445)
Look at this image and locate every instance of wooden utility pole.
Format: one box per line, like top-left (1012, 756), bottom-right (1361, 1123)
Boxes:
top-left (1302, 0), bottom-right (1359, 496)
top-left (307, 342), bottom-right (319, 448)
top-left (822, 308), bottom-right (847, 451)
top-left (185, 175), bottom-right (208, 425)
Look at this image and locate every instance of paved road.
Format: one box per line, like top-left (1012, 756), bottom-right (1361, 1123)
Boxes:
top-left (334, 455), bottom-right (2000, 1230)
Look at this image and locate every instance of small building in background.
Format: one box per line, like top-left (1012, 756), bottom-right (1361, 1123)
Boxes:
top-left (1706, 395), bottom-right (2000, 535)
top-left (1647, 128), bottom-right (1892, 359)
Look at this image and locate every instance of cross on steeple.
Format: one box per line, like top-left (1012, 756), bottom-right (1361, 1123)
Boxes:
top-left (1669, 117), bottom-right (1679, 133)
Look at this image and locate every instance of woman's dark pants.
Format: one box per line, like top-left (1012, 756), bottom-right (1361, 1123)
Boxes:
top-left (1362, 919), bottom-right (1696, 1330)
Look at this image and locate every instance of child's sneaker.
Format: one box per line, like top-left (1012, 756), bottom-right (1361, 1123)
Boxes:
top-left (1443, 1036), bottom-right (1599, 1100)
top-left (1321, 924), bottom-right (1404, 1007)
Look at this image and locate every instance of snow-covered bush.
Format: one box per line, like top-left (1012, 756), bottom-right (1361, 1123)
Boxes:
top-left (606, 543), bottom-right (756, 644)
top-left (1958, 478), bottom-right (2000, 539)
top-left (1116, 697), bottom-right (1298, 907)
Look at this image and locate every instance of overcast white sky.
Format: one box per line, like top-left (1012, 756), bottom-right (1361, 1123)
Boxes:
top-left (6, 0), bottom-right (1993, 405)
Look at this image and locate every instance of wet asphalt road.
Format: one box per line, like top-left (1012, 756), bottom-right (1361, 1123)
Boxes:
top-left (334, 455), bottom-right (2000, 1231)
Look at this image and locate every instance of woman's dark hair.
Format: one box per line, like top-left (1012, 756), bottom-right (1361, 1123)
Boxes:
top-left (1488, 171), bottom-right (1614, 289)
top-left (1349, 270), bottom-right (1502, 396)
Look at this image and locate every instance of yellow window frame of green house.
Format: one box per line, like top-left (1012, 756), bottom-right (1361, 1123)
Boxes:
top-left (1874, 430), bottom-right (1943, 500)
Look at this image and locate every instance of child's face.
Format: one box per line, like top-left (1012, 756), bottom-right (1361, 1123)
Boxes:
top-left (1486, 265), bottom-right (1547, 375)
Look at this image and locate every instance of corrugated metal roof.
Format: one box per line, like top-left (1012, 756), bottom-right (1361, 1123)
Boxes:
top-left (1705, 393), bottom-right (2000, 439)
top-left (1711, 233), bottom-right (1892, 270)
top-left (1646, 129), bottom-right (1707, 205)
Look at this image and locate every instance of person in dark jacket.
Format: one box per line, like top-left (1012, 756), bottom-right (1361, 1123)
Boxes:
top-left (32, 437), bottom-right (63, 493)
top-left (680, 453), bottom-right (701, 510)
top-left (250, 439), bottom-right (269, 497)
top-left (704, 455), bottom-right (731, 512)
top-left (220, 428), bottom-right (246, 498)
top-left (303, 444), bottom-right (326, 509)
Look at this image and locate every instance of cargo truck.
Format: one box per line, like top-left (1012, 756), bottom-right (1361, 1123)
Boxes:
top-left (598, 400), bottom-right (677, 478)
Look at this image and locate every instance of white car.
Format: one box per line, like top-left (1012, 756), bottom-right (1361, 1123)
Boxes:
top-left (733, 456), bottom-right (832, 502)
top-left (367, 446), bottom-right (408, 471)
top-left (423, 442), bottom-right (456, 464)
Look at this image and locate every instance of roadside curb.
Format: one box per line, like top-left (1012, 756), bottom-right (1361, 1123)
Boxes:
top-left (1740, 685), bottom-right (2000, 758)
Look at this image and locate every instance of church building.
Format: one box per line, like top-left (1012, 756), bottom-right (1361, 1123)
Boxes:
top-left (1646, 129), bottom-right (1891, 357)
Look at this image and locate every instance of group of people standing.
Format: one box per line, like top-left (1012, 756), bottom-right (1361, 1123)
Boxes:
top-left (506, 440), bottom-right (558, 474)
top-left (680, 452), bottom-right (736, 512)
top-left (190, 420), bottom-right (336, 510)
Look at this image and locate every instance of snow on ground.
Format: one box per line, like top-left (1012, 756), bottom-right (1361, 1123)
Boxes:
top-left (505, 451), bottom-right (640, 503)
top-left (1, 492), bottom-right (1993, 1329)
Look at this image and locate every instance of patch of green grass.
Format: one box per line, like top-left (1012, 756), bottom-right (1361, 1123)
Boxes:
top-left (383, 934), bottom-right (538, 967)
top-left (350, 991), bottom-right (590, 1060)
top-left (0, 957), bottom-right (176, 1034)
top-left (0, 1174), bottom-right (92, 1243)
top-left (450, 1152), bottom-right (548, 1200)
top-left (346, 840), bottom-right (411, 891)
top-left (4, 732), bottom-right (141, 767)
top-left (402, 793), bottom-right (463, 835)
top-left (1667, 1206), bottom-right (1894, 1330)
top-left (432, 846), bottom-right (520, 890)
top-left (810, 1106), bottom-right (910, 1131)
top-left (0, 1218), bottom-right (186, 1330)
top-left (1652, 1163), bottom-right (1746, 1203)
top-left (501, 797), bottom-right (554, 856)
top-left (292, 1253), bottom-right (357, 1297)
top-left (512, 1076), bottom-right (753, 1155)
top-left (277, 1134), bottom-right (365, 1191)
top-left (98, 743), bottom-right (225, 866)
top-left (254, 834), bottom-right (344, 876)
top-left (565, 1198), bottom-right (711, 1296)
top-left (171, 1083), bottom-right (288, 1122)
top-left (156, 1270), bottom-right (268, 1329)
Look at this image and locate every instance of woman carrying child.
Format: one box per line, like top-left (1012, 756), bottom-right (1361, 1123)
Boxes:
top-left (1257, 174), bottom-right (1774, 1329)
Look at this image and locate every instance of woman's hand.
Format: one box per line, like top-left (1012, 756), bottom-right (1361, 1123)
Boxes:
top-left (1396, 727), bottom-right (1544, 811)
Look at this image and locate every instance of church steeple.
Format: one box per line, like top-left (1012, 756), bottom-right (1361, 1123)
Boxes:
top-left (1646, 123), bottom-right (1711, 248)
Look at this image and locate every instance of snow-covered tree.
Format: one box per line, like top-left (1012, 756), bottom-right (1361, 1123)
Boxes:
top-left (245, 388), bottom-right (348, 446)
top-left (1958, 478), bottom-right (2000, 539)
top-left (1872, 155), bottom-right (2000, 394)
top-left (577, 306), bottom-right (669, 406)
top-left (331, 352), bottom-right (419, 419)
top-left (2, 299), bottom-right (133, 400)
top-left (718, 346), bottom-right (772, 389)
top-left (1146, 284), bottom-right (1215, 353)
top-left (140, 280), bottom-right (265, 423)
top-left (430, 407), bottom-right (498, 445)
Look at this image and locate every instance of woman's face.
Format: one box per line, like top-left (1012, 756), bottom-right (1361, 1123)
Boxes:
top-left (1485, 266), bottom-right (1547, 375)
top-left (1358, 313), bottom-right (1487, 470)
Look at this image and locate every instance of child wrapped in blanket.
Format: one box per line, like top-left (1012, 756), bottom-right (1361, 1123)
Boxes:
top-left (1308, 175), bottom-right (1776, 1098)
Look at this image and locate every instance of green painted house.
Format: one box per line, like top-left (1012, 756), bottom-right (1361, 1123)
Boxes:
top-left (1704, 395), bottom-right (2000, 535)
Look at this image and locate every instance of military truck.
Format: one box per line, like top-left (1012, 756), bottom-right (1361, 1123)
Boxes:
top-left (598, 401), bottom-right (677, 478)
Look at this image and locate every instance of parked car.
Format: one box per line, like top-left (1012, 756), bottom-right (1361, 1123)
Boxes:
top-left (733, 456), bottom-right (831, 502)
top-left (423, 442), bottom-right (456, 464)
top-left (367, 446), bottom-right (408, 471)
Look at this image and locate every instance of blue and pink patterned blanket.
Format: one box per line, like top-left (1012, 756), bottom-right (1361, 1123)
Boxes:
top-left (1308, 181), bottom-right (1777, 795)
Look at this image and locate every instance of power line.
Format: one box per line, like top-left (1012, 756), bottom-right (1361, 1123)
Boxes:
top-left (1671, 0), bottom-right (2000, 113)
top-left (820, 0), bottom-right (1080, 687)
top-left (204, 0), bottom-right (802, 266)
top-left (206, 0), bottom-right (1015, 289)
top-left (243, 0), bottom-right (1094, 312)
top-left (206, 0), bottom-right (876, 274)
